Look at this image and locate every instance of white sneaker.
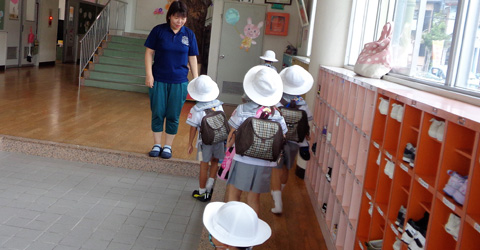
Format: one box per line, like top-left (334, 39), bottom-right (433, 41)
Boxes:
top-left (428, 118), bottom-right (442, 139)
top-left (436, 121), bottom-right (445, 142)
top-left (445, 213), bottom-right (460, 240)
top-left (379, 97), bottom-right (389, 115)
top-left (376, 152), bottom-right (381, 165)
top-left (396, 105), bottom-right (404, 122)
top-left (384, 159), bottom-right (394, 179)
top-left (390, 103), bottom-right (400, 119)
top-left (393, 238), bottom-right (402, 250)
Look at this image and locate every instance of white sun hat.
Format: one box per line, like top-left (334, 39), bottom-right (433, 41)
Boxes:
top-left (187, 75), bottom-right (220, 102)
top-left (279, 65), bottom-right (314, 95)
top-left (243, 65), bottom-right (283, 106)
top-left (259, 50), bottom-right (278, 62)
top-left (203, 201), bottom-right (272, 247)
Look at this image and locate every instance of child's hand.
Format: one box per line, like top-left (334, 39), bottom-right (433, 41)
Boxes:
top-left (188, 145), bottom-right (194, 155)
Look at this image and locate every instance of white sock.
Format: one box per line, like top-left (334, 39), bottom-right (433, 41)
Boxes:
top-left (206, 178), bottom-right (215, 192)
top-left (152, 144), bottom-right (161, 151)
top-left (198, 188), bottom-right (206, 194)
top-left (163, 145), bottom-right (171, 152)
top-left (271, 190), bottom-right (283, 214)
top-left (281, 184), bottom-right (286, 191)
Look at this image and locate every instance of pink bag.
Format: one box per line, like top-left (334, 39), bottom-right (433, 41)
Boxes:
top-left (354, 22), bottom-right (393, 79)
top-left (218, 147), bottom-right (235, 180)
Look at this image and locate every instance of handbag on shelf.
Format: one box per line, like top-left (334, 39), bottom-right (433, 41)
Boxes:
top-left (354, 22), bottom-right (393, 79)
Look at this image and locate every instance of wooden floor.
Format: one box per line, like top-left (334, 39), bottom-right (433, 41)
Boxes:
top-left (0, 63), bottom-right (327, 250)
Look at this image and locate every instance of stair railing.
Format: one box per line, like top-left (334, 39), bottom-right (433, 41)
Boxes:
top-left (79, 0), bottom-right (128, 86)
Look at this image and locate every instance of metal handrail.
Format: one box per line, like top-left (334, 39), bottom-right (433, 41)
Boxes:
top-left (78, 0), bottom-right (128, 85)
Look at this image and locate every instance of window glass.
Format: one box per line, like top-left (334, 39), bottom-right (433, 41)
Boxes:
top-left (456, 12), bottom-right (480, 92)
top-left (390, 0), bottom-right (458, 85)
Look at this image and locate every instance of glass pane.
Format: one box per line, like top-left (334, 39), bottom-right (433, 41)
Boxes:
top-left (457, 11), bottom-right (480, 92)
top-left (391, 0), bottom-right (458, 84)
top-left (347, 0), bottom-right (368, 65)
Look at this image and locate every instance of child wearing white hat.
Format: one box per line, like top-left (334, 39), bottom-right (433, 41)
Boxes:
top-left (260, 50), bottom-right (278, 72)
top-left (225, 65), bottom-right (288, 213)
top-left (271, 65), bottom-right (314, 214)
top-left (203, 201), bottom-right (272, 249)
top-left (186, 75), bottom-right (226, 202)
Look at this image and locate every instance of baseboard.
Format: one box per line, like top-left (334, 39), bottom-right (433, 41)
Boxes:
top-left (39, 61), bottom-right (56, 67)
top-left (0, 65), bottom-right (5, 71)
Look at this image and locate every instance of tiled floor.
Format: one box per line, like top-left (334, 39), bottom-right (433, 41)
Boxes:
top-left (0, 151), bottom-right (206, 250)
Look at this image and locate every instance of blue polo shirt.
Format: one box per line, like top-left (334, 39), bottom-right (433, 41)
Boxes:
top-left (144, 23), bottom-right (199, 84)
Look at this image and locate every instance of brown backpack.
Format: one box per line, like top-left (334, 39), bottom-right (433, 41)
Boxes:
top-left (200, 108), bottom-right (230, 145)
top-left (278, 99), bottom-right (309, 142)
top-left (234, 108), bottom-right (285, 162)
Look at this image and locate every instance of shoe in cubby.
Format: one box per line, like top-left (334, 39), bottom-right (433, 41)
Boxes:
top-left (365, 239), bottom-right (383, 250)
top-left (436, 121), bottom-right (445, 142)
top-left (326, 167), bottom-right (332, 182)
top-left (396, 105), bottom-right (404, 122)
top-left (410, 229), bottom-right (426, 250)
top-left (443, 170), bottom-right (467, 199)
top-left (390, 103), bottom-right (400, 119)
top-left (402, 143), bottom-right (416, 167)
top-left (322, 203), bottom-right (327, 213)
top-left (393, 238), bottom-right (401, 250)
top-left (395, 205), bottom-right (406, 232)
top-left (384, 159), bottom-right (394, 179)
top-left (444, 213), bottom-right (460, 240)
top-left (428, 118), bottom-right (442, 139)
top-left (378, 97), bottom-right (389, 115)
top-left (401, 219), bottom-right (417, 245)
top-left (376, 151), bottom-right (381, 166)
top-left (452, 179), bottom-right (467, 205)
top-left (368, 202), bottom-right (374, 216)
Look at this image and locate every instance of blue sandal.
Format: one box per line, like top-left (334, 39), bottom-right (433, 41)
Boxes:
top-left (160, 147), bottom-right (172, 159)
top-left (149, 145), bottom-right (162, 157)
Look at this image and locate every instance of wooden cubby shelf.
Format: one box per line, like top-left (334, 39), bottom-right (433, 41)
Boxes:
top-left (305, 66), bottom-right (480, 250)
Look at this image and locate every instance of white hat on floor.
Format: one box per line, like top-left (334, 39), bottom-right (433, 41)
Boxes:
top-left (243, 65), bottom-right (283, 106)
top-left (280, 65), bottom-right (314, 95)
top-left (187, 75), bottom-right (219, 102)
top-left (203, 201), bottom-right (272, 247)
top-left (259, 50), bottom-right (278, 62)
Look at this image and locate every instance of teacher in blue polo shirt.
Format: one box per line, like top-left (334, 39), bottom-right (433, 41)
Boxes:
top-left (144, 1), bottom-right (199, 159)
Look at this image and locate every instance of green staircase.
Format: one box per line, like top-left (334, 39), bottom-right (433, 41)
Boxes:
top-left (83, 35), bottom-right (148, 93)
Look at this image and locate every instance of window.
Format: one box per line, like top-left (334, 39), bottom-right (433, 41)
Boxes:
top-left (346, 0), bottom-right (480, 96)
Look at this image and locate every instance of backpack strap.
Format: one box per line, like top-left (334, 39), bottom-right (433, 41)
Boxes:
top-left (204, 107), bottom-right (216, 115)
top-left (280, 98), bottom-right (298, 109)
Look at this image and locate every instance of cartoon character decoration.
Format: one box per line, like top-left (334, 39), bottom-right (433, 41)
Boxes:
top-left (240, 17), bottom-right (263, 52)
top-left (153, 8), bottom-right (164, 15)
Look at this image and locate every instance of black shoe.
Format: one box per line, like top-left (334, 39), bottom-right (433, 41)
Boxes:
top-left (192, 190), bottom-right (209, 202)
top-left (395, 205), bottom-right (406, 232)
top-left (148, 145), bottom-right (162, 157)
top-left (326, 167), bottom-right (332, 182)
top-left (321, 203), bottom-right (327, 213)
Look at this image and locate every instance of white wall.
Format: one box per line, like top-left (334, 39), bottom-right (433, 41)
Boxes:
top-left (38, 0), bottom-right (60, 63)
top-left (207, 0), bottom-right (304, 80)
top-left (0, 32), bottom-right (7, 66)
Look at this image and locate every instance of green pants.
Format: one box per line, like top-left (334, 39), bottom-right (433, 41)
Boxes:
top-left (149, 81), bottom-right (188, 134)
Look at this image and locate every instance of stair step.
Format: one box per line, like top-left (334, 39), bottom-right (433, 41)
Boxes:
top-left (107, 42), bottom-right (145, 53)
top-left (98, 56), bottom-right (143, 67)
top-left (94, 64), bottom-right (145, 76)
top-left (102, 48), bottom-right (144, 59)
top-left (84, 79), bottom-right (148, 93)
top-left (110, 35), bottom-right (146, 46)
top-left (88, 71), bottom-right (144, 85)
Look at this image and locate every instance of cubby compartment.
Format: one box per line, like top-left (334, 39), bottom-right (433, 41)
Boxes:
top-left (383, 221), bottom-right (401, 250)
top-left (347, 129), bottom-right (361, 172)
top-left (344, 222), bottom-right (356, 250)
top-left (406, 180), bottom-right (433, 223)
top-left (396, 105), bottom-right (422, 168)
top-left (326, 187), bottom-right (336, 227)
top-left (326, 73), bottom-right (336, 105)
top-left (371, 94), bottom-right (389, 146)
top-left (370, 205), bottom-right (386, 241)
top-left (334, 77), bottom-right (345, 111)
top-left (349, 178), bottom-right (363, 228)
top-left (356, 198), bottom-right (372, 247)
top-left (341, 122), bottom-right (354, 161)
top-left (466, 144), bottom-right (480, 228)
top-left (341, 81), bottom-right (352, 116)
top-left (427, 199), bottom-right (459, 250)
top-left (383, 102), bottom-right (403, 159)
top-left (414, 113), bottom-right (443, 188)
top-left (331, 113), bottom-right (341, 149)
top-left (355, 134), bottom-right (370, 182)
top-left (336, 211), bottom-right (349, 249)
top-left (387, 164), bottom-right (411, 226)
top-left (361, 88), bottom-right (376, 135)
top-left (459, 218), bottom-right (480, 249)
top-left (436, 122), bottom-right (475, 203)
top-left (347, 84), bottom-right (358, 121)
top-left (374, 163), bottom-right (393, 218)
top-left (353, 86), bottom-right (366, 128)
top-left (336, 162), bottom-right (347, 203)
top-left (342, 169), bottom-right (355, 213)
top-left (331, 199), bottom-right (342, 242)
top-left (335, 117), bottom-right (346, 154)
top-left (331, 152), bottom-right (342, 191)
top-left (363, 143), bottom-right (381, 197)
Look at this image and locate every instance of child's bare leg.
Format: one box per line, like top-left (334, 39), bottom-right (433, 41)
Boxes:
top-left (199, 161), bottom-right (209, 189)
top-left (227, 184), bottom-right (242, 202)
top-left (247, 192), bottom-right (261, 214)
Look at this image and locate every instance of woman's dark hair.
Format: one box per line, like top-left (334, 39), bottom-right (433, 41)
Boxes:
top-left (166, 1), bottom-right (188, 24)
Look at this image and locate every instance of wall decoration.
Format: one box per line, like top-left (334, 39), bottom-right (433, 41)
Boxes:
top-left (296, 0), bottom-right (309, 27)
top-left (265, 12), bottom-right (289, 36)
top-left (271, 4), bottom-right (284, 10)
top-left (153, 8), bottom-right (164, 15)
top-left (239, 17), bottom-right (263, 52)
top-left (265, 0), bottom-right (292, 5)
top-left (77, 2), bottom-right (99, 34)
top-left (9, 0), bottom-right (18, 20)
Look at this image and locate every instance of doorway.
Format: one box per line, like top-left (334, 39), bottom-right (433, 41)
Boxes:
top-left (5, 0), bottom-right (38, 68)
